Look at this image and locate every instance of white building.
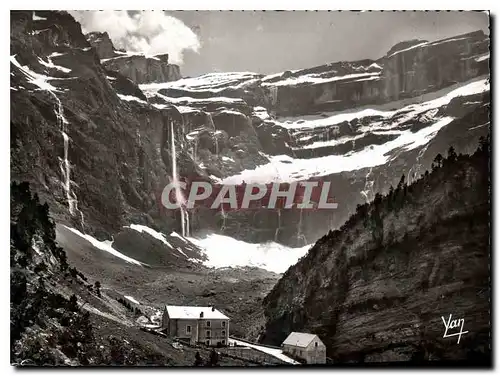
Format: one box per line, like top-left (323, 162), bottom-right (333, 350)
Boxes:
top-left (282, 332), bottom-right (326, 364)
top-left (161, 305), bottom-right (230, 347)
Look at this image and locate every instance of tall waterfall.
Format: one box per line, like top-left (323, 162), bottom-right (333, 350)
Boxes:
top-left (170, 120), bottom-right (190, 237)
top-left (296, 208), bottom-right (307, 246)
top-left (192, 138), bottom-right (198, 163)
top-left (10, 55), bottom-right (84, 227)
top-left (407, 144), bottom-right (429, 184)
top-left (51, 92), bottom-right (84, 227)
top-left (360, 167), bottom-right (375, 204)
top-left (205, 112), bottom-right (219, 155)
top-left (220, 206), bottom-right (227, 231)
top-left (269, 86), bottom-right (278, 106)
top-left (274, 209), bottom-right (281, 242)
top-left (206, 112), bottom-right (216, 130)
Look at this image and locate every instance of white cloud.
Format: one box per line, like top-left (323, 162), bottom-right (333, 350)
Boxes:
top-left (69, 10), bottom-right (201, 65)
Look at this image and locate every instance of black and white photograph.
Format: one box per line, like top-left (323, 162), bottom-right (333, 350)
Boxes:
top-left (9, 9), bottom-right (491, 368)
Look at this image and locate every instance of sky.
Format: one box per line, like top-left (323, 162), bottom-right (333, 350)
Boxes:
top-left (73, 11), bottom-right (490, 77)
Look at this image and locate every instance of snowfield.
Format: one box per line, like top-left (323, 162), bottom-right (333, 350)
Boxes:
top-left (221, 78), bottom-right (489, 184)
top-left (186, 234), bottom-right (311, 274)
top-left (140, 72), bottom-right (261, 93)
top-left (221, 116), bottom-right (455, 184)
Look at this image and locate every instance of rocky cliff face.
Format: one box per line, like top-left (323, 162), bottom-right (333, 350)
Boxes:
top-left (86, 31), bottom-right (115, 59)
top-left (265, 31), bottom-right (489, 116)
top-left (102, 54), bottom-right (181, 84)
top-left (11, 10), bottom-right (182, 240)
top-left (11, 10), bottom-right (490, 250)
top-left (131, 29), bottom-right (490, 247)
top-left (261, 139), bottom-right (490, 363)
top-left (86, 30), bottom-right (181, 84)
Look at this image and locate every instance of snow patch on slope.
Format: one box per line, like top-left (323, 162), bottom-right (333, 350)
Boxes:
top-left (10, 55), bottom-right (61, 92)
top-left (170, 231), bottom-right (188, 242)
top-left (38, 56), bottom-right (72, 73)
top-left (32, 12), bottom-right (47, 21)
top-left (117, 93), bottom-right (148, 104)
top-left (262, 72), bottom-right (381, 87)
top-left (124, 295), bottom-right (140, 305)
top-left (64, 226), bottom-right (143, 266)
top-left (126, 224), bottom-right (173, 248)
top-left (229, 338), bottom-right (300, 364)
top-left (475, 53), bottom-right (490, 62)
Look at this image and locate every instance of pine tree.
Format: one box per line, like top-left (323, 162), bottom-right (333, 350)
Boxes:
top-left (433, 153), bottom-right (443, 169)
top-left (479, 135), bottom-right (489, 154)
top-left (397, 174), bottom-right (405, 191)
top-left (387, 186), bottom-right (394, 210)
top-left (447, 146), bottom-right (457, 163)
top-left (388, 185), bottom-right (394, 199)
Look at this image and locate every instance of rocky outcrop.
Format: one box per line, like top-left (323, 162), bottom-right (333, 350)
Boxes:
top-left (103, 54), bottom-right (181, 84)
top-left (86, 31), bottom-right (115, 59)
top-left (85, 29), bottom-right (182, 84)
top-left (10, 10), bottom-right (185, 240)
top-left (261, 140), bottom-right (490, 363)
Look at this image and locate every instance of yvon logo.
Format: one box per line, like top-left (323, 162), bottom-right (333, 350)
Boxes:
top-left (441, 314), bottom-right (469, 344)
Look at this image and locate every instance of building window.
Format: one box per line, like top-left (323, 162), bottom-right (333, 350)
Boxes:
top-left (222, 330), bottom-right (226, 337)
top-left (315, 342), bottom-right (318, 347)
top-left (186, 325), bottom-right (191, 334)
top-left (206, 321), bottom-right (211, 327)
top-left (222, 321), bottom-right (226, 328)
top-left (206, 340), bottom-right (210, 346)
top-left (222, 340), bottom-right (225, 345)
top-left (206, 330), bottom-right (211, 338)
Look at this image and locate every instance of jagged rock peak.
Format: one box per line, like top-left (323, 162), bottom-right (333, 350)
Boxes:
top-left (86, 31), bottom-right (115, 59)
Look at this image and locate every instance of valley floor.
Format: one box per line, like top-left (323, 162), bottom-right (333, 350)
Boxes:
top-left (55, 223), bottom-right (279, 340)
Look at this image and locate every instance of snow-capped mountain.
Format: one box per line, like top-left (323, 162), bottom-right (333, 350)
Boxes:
top-left (11, 10), bottom-right (490, 263)
top-left (9, 10), bottom-right (491, 366)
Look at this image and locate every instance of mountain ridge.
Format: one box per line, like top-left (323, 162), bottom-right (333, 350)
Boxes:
top-left (260, 137), bottom-right (490, 363)
top-left (11, 9), bottom-right (490, 252)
